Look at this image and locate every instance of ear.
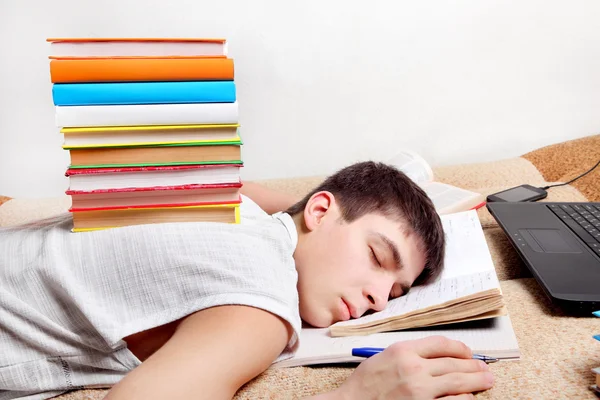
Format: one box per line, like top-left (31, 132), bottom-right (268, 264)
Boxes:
top-left (303, 191), bottom-right (336, 232)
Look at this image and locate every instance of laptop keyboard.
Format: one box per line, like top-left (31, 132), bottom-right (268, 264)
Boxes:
top-left (548, 203), bottom-right (600, 256)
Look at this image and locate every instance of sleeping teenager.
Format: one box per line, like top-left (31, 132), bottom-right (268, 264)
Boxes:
top-left (0, 161), bottom-right (494, 400)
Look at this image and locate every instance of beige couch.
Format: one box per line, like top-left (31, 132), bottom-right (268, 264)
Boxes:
top-left (1, 135), bottom-right (599, 399)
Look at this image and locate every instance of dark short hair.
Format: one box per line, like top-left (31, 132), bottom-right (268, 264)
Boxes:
top-left (286, 161), bottom-right (445, 285)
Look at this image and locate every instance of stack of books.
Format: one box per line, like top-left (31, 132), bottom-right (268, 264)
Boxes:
top-left (47, 38), bottom-right (243, 232)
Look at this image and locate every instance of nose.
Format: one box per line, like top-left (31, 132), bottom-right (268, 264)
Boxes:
top-left (363, 287), bottom-right (389, 313)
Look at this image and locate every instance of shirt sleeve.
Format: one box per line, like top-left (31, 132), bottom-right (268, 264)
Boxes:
top-left (239, 194), bottom-right (269, 222)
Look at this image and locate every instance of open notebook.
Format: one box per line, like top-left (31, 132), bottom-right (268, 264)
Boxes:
top-left (272, 211), bottom-right (520, 368)
top-left (273, 317), bottom-right (520, 368)
top-left (388, 150), bottom-right (485, 215)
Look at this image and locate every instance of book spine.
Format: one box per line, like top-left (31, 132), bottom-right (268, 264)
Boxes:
top-left (67, 183), bottom-right (243, 194)
top-left (70, 202), bottom-right (240, 213)
top-left (49, 58), bottom-right (234, 83)
top-left (55, 102), bottom-right (239, 127)
top-left (69, 198), bottom-right (242, 212)
top-left (52, 81), bottom-right (236, 106)
top-left (48, 38), bottom-right (228, 58)
top-left (65, 164), bottom-right (242, 176)
top-left (68, 160), bottom-right (243, 169)
top-left (62, 137), bottom-right (242, 150)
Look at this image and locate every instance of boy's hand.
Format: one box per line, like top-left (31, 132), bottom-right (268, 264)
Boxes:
top-left (329, 336), bottom-right (494, 400)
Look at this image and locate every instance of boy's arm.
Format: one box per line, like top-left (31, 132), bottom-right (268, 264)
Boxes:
top-left (104, 305), bottom-right (292, 400)
top-left (241, 181), bottom-right (301, 215)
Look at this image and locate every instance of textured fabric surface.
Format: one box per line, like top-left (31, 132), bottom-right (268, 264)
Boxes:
top-left (0, 197), bottom-right (72, 227)
top-left (523, 134), bottom-right (600, 202)
top-left (0, 197), bottom-right (301, 400)
top-left (43, 279), bottom-right (600, 400)
top-left (1, 135), bottom-right (599, 399)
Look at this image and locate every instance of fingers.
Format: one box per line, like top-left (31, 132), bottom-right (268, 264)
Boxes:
top-left (438, 394), bottom-right (475, 400)
top-left (403, 336), bottom-right (473, 359)
top-left (427, 357), bottom-right (489, 377)
top-left (432, 371), bottom-right (494, 398)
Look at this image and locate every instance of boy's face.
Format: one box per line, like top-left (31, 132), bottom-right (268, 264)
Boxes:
top-left (293, 192), bottom-right (427, 328)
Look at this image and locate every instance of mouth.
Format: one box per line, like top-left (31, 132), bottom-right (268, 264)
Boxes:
top-left (339, 298), bottom-right (351, 321)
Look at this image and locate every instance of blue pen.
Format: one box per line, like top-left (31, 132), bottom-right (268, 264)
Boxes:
top-left (351, 347), bottom-right (499, 363)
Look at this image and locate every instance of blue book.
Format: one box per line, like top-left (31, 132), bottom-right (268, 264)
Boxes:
top-left (52, 81), bottom-right (236, 106)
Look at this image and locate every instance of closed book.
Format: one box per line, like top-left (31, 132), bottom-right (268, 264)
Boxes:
top-left (61, 124), bottom-right (240, 149)
top-left (68, 183), bottom-right (242, 211)
top-left (68, 143), bottom-right (242, 168)
top-left (49, 58), bottom-right (234, 83)
top-left (65, 164), bottom-right (242, 191)
top-left (55, 102), bottom-right (239, 127)
top-left (47, 38), bottom-right (227, 58)
top-left (71, 203), bottom-right (240, 232)
top-left (52, 81), bottom-right (236, 106)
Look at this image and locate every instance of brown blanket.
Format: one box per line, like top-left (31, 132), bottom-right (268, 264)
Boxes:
top-left (1, 134), bottom-right (599, 399)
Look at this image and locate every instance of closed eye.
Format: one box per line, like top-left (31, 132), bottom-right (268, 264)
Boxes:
top-left (389, 285), bottom-right (411, 300)
top-left (369, 247), bottom-right (381, 267)
top-left (388, 286), bottom-right (398, 300)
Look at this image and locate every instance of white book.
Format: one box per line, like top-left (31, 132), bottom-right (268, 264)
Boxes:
top-left (388, 150), bottom-right (485, 215)
top-left (55, 102), bottom-right (239, 128)
top-left (68, 164), bottom-right (242, 192)
top-left (48, 38), bottom-right (227, 58)
top-left (69, 185), bottom-right (242, 211)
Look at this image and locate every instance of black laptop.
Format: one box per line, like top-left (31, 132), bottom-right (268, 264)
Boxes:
top-left (487, 202), bottom-right (600, 313)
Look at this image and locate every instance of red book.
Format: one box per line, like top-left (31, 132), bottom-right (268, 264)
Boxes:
top-left (66, 164), bottom-right (242, 191)
top-left (68, 183), bottom-right (242, 212)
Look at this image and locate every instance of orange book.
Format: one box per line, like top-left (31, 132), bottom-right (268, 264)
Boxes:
top-left (50, 58), bottom-right (234, 83)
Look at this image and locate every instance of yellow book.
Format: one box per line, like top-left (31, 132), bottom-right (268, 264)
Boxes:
top-left (61, 124), bottom-right (240, 149)
top-left (71, 203), bottom-right (241, 232)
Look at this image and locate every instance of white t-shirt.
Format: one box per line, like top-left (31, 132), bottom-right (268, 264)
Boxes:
top-left (0, 195), bottom-right (301, 400)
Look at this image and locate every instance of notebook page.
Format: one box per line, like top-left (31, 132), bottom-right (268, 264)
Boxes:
top-left (273, 316), bottom-right (520, 368)
top-left (332, 211), bottom-right (499, 329)
top-left (439, 210), bottom-right (496, 279)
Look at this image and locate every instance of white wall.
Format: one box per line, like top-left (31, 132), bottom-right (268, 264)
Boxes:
top-left (1, 0), bottom-right (600, 198)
